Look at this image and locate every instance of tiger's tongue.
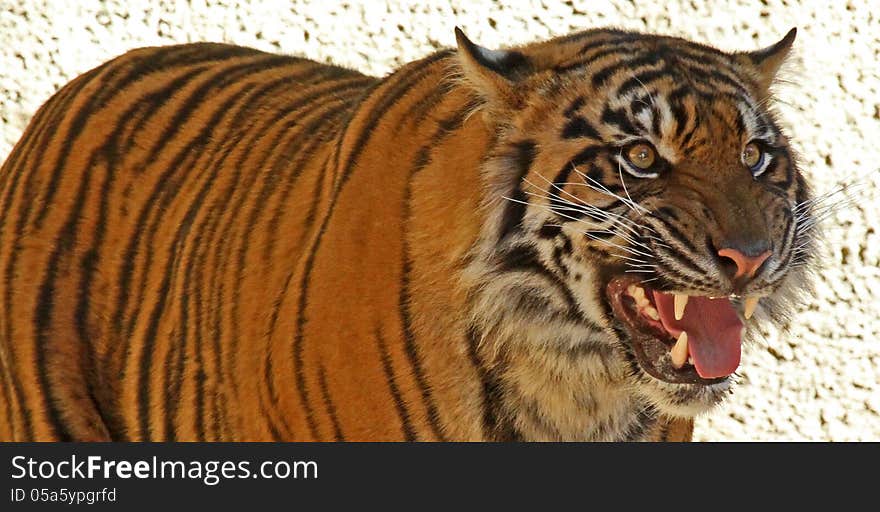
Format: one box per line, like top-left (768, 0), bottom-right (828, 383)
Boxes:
top-left (652, 292), bottom-right (743, 379)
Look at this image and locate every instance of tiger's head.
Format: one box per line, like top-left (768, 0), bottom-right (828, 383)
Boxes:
top-left (458, 27), bottom-right (815, 418)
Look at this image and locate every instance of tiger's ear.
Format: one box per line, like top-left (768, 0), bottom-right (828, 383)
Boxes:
top-left (740, 27), bottom-right (797, 93)
top-left (454, 27), bottom-right (531, 110)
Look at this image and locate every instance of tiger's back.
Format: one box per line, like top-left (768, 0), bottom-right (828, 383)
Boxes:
top-left (0, 43), bottom-right (386, 440)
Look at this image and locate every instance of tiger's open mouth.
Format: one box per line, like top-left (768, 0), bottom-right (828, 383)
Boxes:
top-left (606, 276), bottom-right (747, 385)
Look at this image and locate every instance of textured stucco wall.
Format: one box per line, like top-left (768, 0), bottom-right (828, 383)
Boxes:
top-left (1, 0), bottom-right (878, 441)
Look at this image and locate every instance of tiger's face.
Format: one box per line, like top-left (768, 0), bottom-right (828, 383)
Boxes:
top-left (459, 28), bottom-right (814, 417)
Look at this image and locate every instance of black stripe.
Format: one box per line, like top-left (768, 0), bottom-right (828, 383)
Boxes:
top-left (317, 365), bottom-right (344, 441)
top-left (164, 99), bottom-right (269, 441)
top-left (5, 44), bottom-right (276, 441)
top-left (225, 83), bottom-right (366, 437)
top-left (258, 78), bottom-right (375, 262)
top-left (220, 78), bottom-right (368, 409)
top-left (375, 328), bottom-right (416, 441)
top-left (291, 49), bottom-right (455, 441)
top-left (24, 57), bottom-right (158, 440)
top-left (11, 46), bottom-right (171, 232)
top-left (114, 57), bottom-right (302, 346)
top-left (657, 420), bottom-right (671, 441)
top-left (669, 90), bottom-right (692, 140)
top-left (76, 124), bottom-right (139, 440)
top-left (538, 223), bottom-right (562, 239)
top-left (0, 71), bottom-right (92, 440)
top-left (680, 109), bottom-right (701, 152)
top-left (191, 368), bottom-right (207, 441)
top-left (163, 323), bottom-right (182, 441)
top-left (465, 326), bottom-right (521, 441)
top-left (262, 155), bottom-right (338, 433)
top-left (188, 71), bottom-right (343, 440)
top-left (397, 101), bottom-right (476, 439)
top-left (592, 54), bottom-right (660, 88)
top-left (134, 81), bottom-right (262, 441)
top-left (256, 105), bottom-right (361, 439)
top-left (615, 66), bottom-right (673, 99)
top-left (141, 55), bottom-right (299, 166)
top-left (730, 104), bottom-right (747, 136)
top-left (396, 79), bottom-right (452, 131)
top-left (247, 78), bottom-right (368, 263)
top-left (651, 103), bottom-right (663, 137)
top-left (563, 97), bottom-right (586, 118)
top-left (551, 246), bottom-right (569, 276)
top-left (260, 144), bottom-right (349, 431)
top-left (0, 60), bottom-right (109, 200)
top-left (561, 116), bottom-right (601, 140)
top-left (554, 38), bottom-right (641, 74)
top-left (775, 214), bottom-right (796, 271)
top-left (655, 206), bottom-right (679, 222)
top-left (709, 68), bottom-right (750, 96)
top-left (6, 72), bottom-right (133, 441)
top-left (767, 151), bottom-right (792, 189)
top-left (85, 86), bottom-right (207, 441)
top-left (326, 81), bottom-right (383, 192)
top-left (109, 65), bottom-right (242, 345)
top-left (768, 237), bottom-right (796, 283)
top-left (582, 45), bottom-right (635, 66)
top-left (578, 32), bottom-right (640, 54)
top-left (684, 65), bottom-right (749, 97)
top-left (553, 145), bottom-right (603, 187)
top-left (498, 140), bottom-right (537, 240)
top-left (33, 155), bottom-right (101, 442)
top-left (334, 50), bottom-right (455, 187)
top-left (211, 389), bottom-right (225, 441)
top-left (31, 44), bottom-right (265, 230)
top-left (0, 364), bottom-right (15, 439)
top-left (668, 85), bottom-right (691, 104)
top-left (631, 96), bottom-right (652, 119)
top-left (601, 105), bottom-right (638, 136)
top-left (623, 405), bottom-right (658, 441)
top-left (653, 219), bottom-right (710, 277)
top-left (498, 245), bottom-right (582, 321)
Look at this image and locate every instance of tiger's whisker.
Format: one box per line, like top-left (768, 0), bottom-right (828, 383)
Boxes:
top-left (501, 196), bottom-right (654, 259)
top-left (571, 165), bottom-right (652, 215)
top-left (526, 173), bottom-right (657, 234)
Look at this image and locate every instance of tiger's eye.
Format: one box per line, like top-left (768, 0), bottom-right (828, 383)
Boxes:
top-left (743, 142), bottom-right (762, 168)
top-left (627, 143), bottom-right (656, 169)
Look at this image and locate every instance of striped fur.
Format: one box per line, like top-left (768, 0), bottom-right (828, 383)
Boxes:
top-left (0, 28), bottom-right (812, 441)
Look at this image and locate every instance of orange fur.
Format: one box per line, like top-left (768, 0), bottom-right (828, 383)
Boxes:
top-left (0, 27), bottom-right (805, 441)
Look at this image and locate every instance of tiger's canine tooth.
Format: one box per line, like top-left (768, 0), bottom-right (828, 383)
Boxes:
top-left (671, 331), bottom-right (689, 369)
top-left (743, 297), bottom-right (759, 319)
top-left (674, 294), bottom-right (689, 320)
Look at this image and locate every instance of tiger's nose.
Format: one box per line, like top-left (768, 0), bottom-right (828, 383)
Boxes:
top-left (717, 247), bottom-right (772, 282)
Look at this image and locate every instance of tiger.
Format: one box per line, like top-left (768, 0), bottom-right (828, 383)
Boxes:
top-left (0, 25), bottom-right (815, 441)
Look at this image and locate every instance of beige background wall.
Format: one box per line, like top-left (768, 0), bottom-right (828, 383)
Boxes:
top-left (1, 0), bottom-right (877, 440)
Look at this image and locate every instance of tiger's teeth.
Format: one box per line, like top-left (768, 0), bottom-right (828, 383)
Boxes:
top-left (630, 285), bottom-right (651, 308)
top-left (671, 331), bottom-right (689, 369)
top-left (632, 286), bottom-right (646, 301)
top-left (643, 306), bottom-right (660, 320)
top-left (743, 297), bottom-right (759, 319)
top-left (674, 294), bottom-right (689, 320)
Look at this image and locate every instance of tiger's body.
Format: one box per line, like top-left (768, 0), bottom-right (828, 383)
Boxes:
top-left (0, 28), bottom-right (812, 441)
